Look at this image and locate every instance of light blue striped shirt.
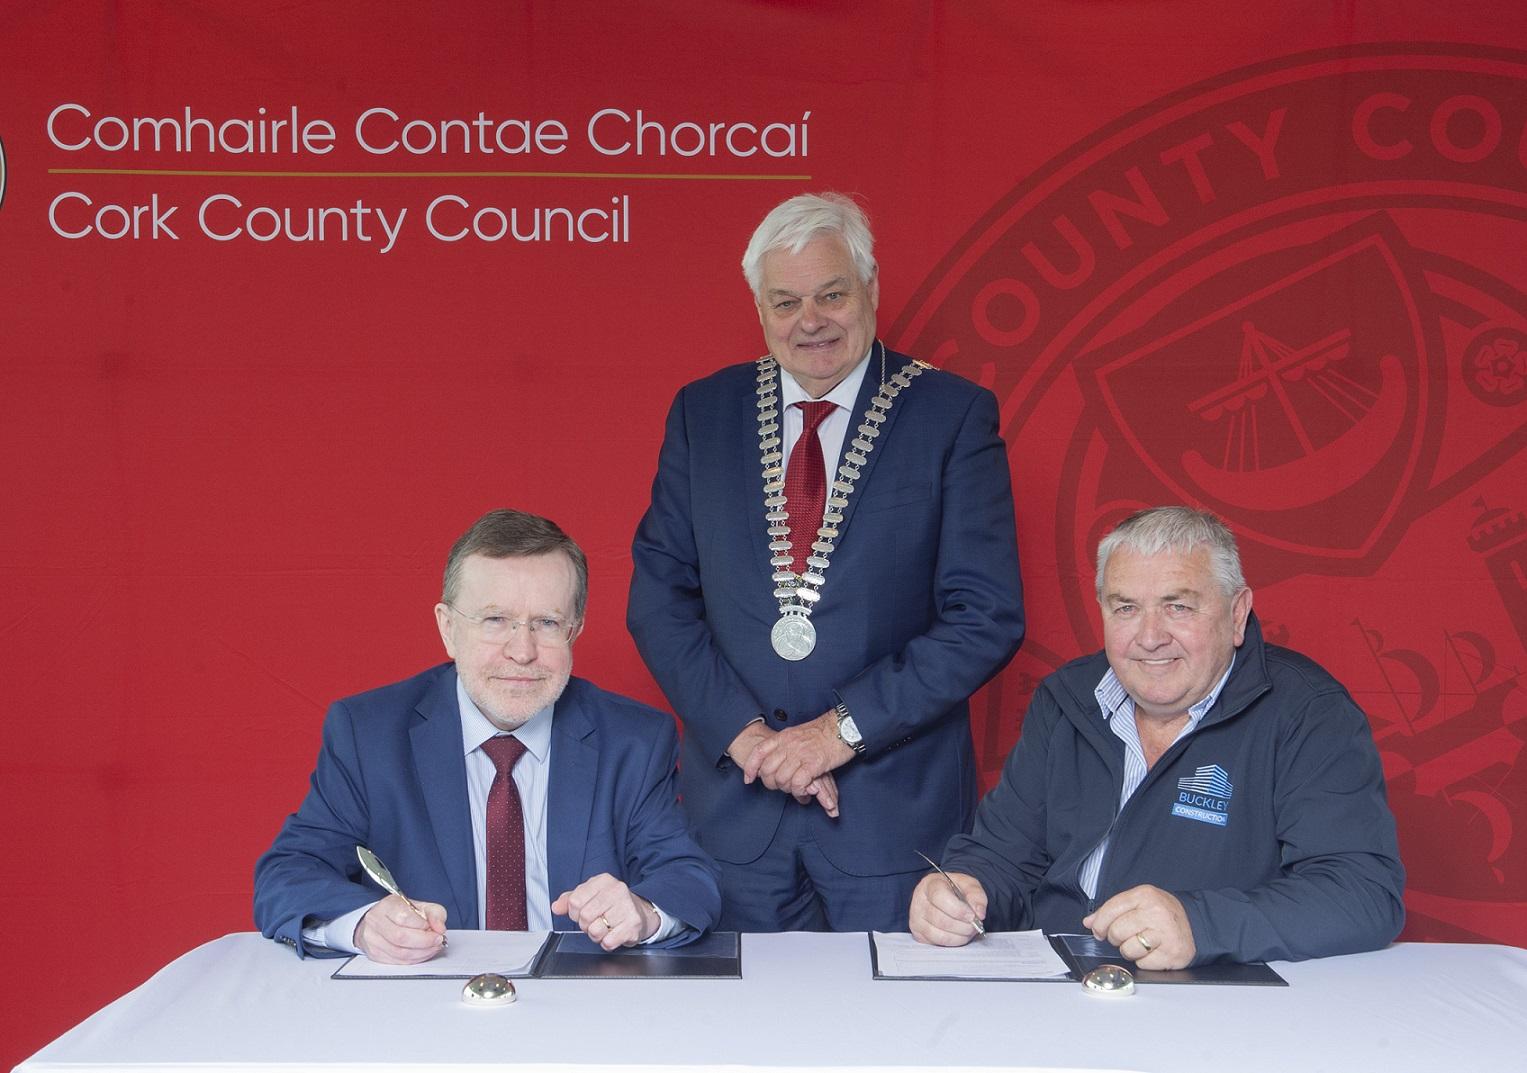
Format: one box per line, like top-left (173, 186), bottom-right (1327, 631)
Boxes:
top-left (1077, 657), bottom-right (1235, 900)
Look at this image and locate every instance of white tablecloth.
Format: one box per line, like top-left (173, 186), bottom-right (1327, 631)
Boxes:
top-left (15, 932), bottom-right (1527, 1073)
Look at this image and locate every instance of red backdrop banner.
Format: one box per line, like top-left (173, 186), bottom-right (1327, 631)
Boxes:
top-left (4, 3), bottom-right (1527, 1064)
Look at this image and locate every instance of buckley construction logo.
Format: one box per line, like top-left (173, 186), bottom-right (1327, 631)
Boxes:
top-left (1173, 765), bottom-right (1234, 827)
top-left (894, 44), bottom-right (1527, 944)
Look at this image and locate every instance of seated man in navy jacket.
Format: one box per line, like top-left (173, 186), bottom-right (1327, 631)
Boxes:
top-left (910, 506), bottom-right (1404, 967)
top-left (255, 509), bottom-right (720, 962)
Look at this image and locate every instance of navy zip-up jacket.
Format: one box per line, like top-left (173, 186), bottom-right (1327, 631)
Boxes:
top-left (943, 614), bottom-right (1404, 964)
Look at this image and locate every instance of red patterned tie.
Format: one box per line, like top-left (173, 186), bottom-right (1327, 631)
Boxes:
top-left (785, 400), bottom-right (836, 575)
top-left (480, 735), bottom-right (529, 931)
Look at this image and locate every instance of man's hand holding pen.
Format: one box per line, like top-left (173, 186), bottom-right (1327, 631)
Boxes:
top-left (909, 870), bottom-right (989, 947)
top-left (354, 894), bottom-right (448, 964)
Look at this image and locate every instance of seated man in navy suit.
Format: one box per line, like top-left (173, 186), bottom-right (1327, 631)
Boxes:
top-left (255, 509), bottom-right (720, 963)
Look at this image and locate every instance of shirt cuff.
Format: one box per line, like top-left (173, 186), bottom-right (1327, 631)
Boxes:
top-left (640, 901), bottom-right (683, 945)
top-left (300, 900), bottom-right (378, 954)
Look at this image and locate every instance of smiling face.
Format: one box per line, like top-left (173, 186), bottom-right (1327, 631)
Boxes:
top-left (756, 233), bottom-right (880, 398)
top-left (434, 551), bottom-right (582, 730)
top-left (1100, 545), bottom-right (1252, 723)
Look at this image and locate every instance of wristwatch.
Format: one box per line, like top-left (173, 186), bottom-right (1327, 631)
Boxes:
top-left (834, 700), bottom-right (865, 754)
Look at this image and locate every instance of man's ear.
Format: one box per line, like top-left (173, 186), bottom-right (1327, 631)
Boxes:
top-left (435, 603), bottom-right (457, 660)
top-left (1231, 587), bottom-right (1253, 646)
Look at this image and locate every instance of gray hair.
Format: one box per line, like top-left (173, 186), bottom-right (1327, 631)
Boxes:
top-left (1095, 506), bottom-right (1246, 600)
top-left (741, 192), bottom-right (877, 298)
top-left (442, 509), bottom-right (589, 619)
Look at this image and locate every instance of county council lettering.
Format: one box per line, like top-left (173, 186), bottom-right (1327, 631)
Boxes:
top-left (46, 193), bottom-right (634, 251)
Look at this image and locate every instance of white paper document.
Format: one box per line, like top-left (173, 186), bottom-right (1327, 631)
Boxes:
top-left (332, 929), bottom-right (552, 979)
top-left (871, 930), bottom-right (1070, 980)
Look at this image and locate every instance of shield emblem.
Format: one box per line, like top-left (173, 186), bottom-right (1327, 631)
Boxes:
top-left (1083, 215), bottom-right (1438, 559)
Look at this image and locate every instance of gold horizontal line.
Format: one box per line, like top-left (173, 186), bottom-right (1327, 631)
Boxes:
top-left (48, 167), bottom-right (810, 181)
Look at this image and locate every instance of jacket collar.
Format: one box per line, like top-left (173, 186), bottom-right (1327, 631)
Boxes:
top-left (1203, 613), bottom-right (1273, 727)
top-left (1054, 612), bottom-right (1274, 747)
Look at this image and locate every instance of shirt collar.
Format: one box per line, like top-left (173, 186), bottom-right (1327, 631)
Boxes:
top-left (779, 346), bottom-right (874, 410)
top-left (456, 675), bottom-right (554, 762)
top-left (1094, 653), bottom-right (1237, 728)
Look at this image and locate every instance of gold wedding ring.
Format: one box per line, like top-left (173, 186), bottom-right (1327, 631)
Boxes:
top-left (1136, 933), bottom-right (1154, 952)
top-left (597, 915), bottom-right (613, 931)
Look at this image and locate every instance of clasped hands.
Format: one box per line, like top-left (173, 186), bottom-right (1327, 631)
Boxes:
top-left (728, 713), bottom-right (853, 817)
top-left (910, 874), bottom-right (1197, 970)
top-left (354, 872), bottom-right (660, 964)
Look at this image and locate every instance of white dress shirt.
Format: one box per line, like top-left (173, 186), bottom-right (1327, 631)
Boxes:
top-left (778, 347), bottom-right (875, 482)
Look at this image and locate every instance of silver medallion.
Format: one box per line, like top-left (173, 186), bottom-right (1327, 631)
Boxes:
top-left (771, 612), bottom-right (817, 661)
top-left (754, 343), bottom-right (925, 663)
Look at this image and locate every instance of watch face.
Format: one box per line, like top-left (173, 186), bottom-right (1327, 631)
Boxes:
top-left (839, 713), bottom-right (862, 745)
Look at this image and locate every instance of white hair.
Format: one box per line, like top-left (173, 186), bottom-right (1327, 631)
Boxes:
top-left (1095, 506), bottom-right (1246, 599)
top-left (741, 192), bottom-right (876, 298)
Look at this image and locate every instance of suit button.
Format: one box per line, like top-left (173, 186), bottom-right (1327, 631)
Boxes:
top-left (773, 708), bottom-right (789, 723)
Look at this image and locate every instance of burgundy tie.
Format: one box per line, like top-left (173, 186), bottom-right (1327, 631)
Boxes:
top-left (785, 400), bottom-right (836, 575)
top-left (480, 735), bottom-right (529, 931)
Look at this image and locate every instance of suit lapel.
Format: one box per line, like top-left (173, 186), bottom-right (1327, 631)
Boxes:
top-left (546, 681), bottom-right (598, 901)
top-left (832, 344), bottom-right (908, 546)
top-left (409, 669), bottom-right (478, 928)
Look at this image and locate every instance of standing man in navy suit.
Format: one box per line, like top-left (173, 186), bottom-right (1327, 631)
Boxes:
top-left (628, 193), bottom-right (1025, 931)
top-left (255, 510), bottom-right (720, 963)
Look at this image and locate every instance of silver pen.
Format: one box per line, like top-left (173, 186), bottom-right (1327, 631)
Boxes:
top-left (357, 845), bottom-right (447, 946)
top-left (917, 850), bottom-right (986, 936)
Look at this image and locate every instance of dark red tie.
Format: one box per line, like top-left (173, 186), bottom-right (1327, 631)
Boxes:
top-left (786, 400), bottom-right (836, 575)
top-left (480, 735), bottom-right (529, 931)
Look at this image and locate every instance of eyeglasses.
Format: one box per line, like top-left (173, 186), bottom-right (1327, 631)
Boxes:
top-left (446, 606), bottom-right (580, 647)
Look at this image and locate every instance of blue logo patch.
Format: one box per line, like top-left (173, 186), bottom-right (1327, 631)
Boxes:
top-left (1172, 764), bottom-right (1232, 827)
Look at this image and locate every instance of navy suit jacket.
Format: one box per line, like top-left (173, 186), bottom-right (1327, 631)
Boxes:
top-left (628, 353), bottom-right (1025, 875)
top-left (253, 667), bottom-right (721, 956)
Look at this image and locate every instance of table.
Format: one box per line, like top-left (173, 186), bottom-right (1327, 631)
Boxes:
top-left (15, 933), bottom-right (1527, 1073)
